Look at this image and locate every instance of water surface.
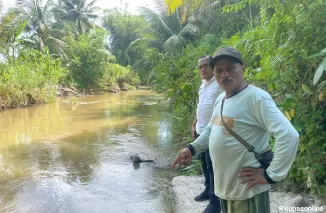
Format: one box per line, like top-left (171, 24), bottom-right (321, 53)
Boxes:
top-left (0, 90), bottom-right (178, 213)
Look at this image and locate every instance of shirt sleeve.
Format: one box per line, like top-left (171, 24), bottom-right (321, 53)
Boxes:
top-left (254, 97), bottom-right (299, 182)
top-left (189, 122), bottom-right (212, 157)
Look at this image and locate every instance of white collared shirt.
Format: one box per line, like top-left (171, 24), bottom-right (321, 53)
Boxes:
top-left (196, 77), bottom-right (223, 134)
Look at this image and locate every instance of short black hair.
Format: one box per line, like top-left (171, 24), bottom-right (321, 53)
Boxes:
top-left (199, 55), bottom-right (212, 61)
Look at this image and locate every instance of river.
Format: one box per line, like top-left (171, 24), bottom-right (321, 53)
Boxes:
top-left (0, 90), bottom-right (179, 213)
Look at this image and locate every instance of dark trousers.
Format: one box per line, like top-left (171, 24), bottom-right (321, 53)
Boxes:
top-left (199, 150), bottom-right (215, 198)
top-left (196, 132), bottom-right (219, 203)
top-left (220, 191), bottom-right (270, 213)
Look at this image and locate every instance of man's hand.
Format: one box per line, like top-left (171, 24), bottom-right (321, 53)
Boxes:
top-left (171, 148), bottom-right (193, 169)
top-left (238, 168), bottom-right (268, 189)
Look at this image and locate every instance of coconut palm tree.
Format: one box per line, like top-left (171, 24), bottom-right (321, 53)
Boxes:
top-left (136, 6), bottom-right (199, 53)
top-left (15, 0), bottom-right (66, 57)
top-left (53, 0), bottom-right (99, 35)
top-left (103, 9), bottom-right (153, 66)
top-left (121, 5), bottom-right (199, 84)
top-left (164, 0), bottom-right (258, 37)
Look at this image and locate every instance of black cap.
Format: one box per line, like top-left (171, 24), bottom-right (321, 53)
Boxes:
top-left (209, 47), bottom-right (244, 69)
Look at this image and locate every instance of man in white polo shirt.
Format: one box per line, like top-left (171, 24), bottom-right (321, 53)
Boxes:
top-left (192, 55), bottom-right (223, 213)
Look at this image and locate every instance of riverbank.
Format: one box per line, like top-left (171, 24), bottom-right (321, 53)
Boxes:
top-left (0, 85), bottom-right (147, 111)
top-left (0, 85), bottom-right (80, 111)
top-left (172, 176), bottom-right (326, 213)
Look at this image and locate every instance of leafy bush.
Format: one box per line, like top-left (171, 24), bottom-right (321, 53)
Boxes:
top-left (99, 63), bottom-right (140, 91)
top-left (63, 30), bottom-right (112, 89)
top-left (63, 30), bottom-right (140, 91)
top-left (0, 49), bottom-right (66, 108)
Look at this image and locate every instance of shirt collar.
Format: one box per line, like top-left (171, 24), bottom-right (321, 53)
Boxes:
top-left (202, 76), bottom-right (215, 86)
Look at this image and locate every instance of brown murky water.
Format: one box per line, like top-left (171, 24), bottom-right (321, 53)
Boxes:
top-left (0, 90), bottom-right (179, 213)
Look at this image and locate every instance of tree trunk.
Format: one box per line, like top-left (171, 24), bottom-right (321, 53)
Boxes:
top-left (78, 19), bottom-right (83, 35)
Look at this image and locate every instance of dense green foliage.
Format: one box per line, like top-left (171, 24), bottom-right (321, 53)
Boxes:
top-left (104, 7), bottom-right (202, 84)
top-left (0, 12), bottom-right (26, 57)
top-left (63, 31), bottom-right (111, 89)
top-left (0, 49), bottom-right (65, 108)
top-left (0, 0), bottom-right (139, 109)
top-left (63, 30), bottom-right (139, 90)
top-left (104, 10), bottom-right (151, 66)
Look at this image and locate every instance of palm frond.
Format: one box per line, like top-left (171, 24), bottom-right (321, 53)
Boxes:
top-left (128, 38), bottom-right (164, 53)
top-left (53, 0), bottom-right (99, 35)
top-left (52, 7), bottom-right (67, 14)
top-left (139, 6), bottom-right (174, 39)
top-left (61, 0), bottom-right (74, 9)
top-left (17, 0), bottom-right (34, 9)
top-left (18, 37), bottom-right (37, 45)
top-left (45, 36), bottom-right (66, 46)
top-left (163, 34), bottom-right (186, 51)
top-left (43, 0), bottom-right (54, 14)
top-left (151, 0), bottom-right (168, 16)
top-left (131, 58), bottom-right (146, 72)
top-left (79, 0), bottom-right (87, 10)
top-left (82, 12), bottom-right (98, 18)
top-left (87, 0), bottom-right (98, 9)
top-left (179, 23), bottom-right (198, 39)
top-left (128, 38), bottom-right (151, 52)
top-left (87, 6), bottom-right (100, 13)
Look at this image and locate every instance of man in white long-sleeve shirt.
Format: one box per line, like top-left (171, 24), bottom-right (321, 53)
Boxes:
top-left (172, 48), bottom-right (299, 213)
top-left (192, 56), bottom-right (223, 213)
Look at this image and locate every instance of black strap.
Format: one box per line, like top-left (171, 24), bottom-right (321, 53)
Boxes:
top-left (264, 170), bottom-right (277, 184)
top-left (186, 144), bottom-right (195, 156)
top-left (220, 97), bottom-right (257, 154)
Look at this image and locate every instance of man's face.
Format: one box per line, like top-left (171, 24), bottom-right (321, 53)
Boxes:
top-left (198, 58), bottom-right (214, 80)
top-left (213, 58), bottom-right (245, 95)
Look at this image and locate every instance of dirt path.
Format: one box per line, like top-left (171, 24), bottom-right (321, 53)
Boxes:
top-left (172, 176), bottom-right (325, 213)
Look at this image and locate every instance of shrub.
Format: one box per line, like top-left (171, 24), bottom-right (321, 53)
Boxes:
top-left (0, 49), bottom-right (65, 108)
top-left (64, 30), bottom-right (112, 89)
